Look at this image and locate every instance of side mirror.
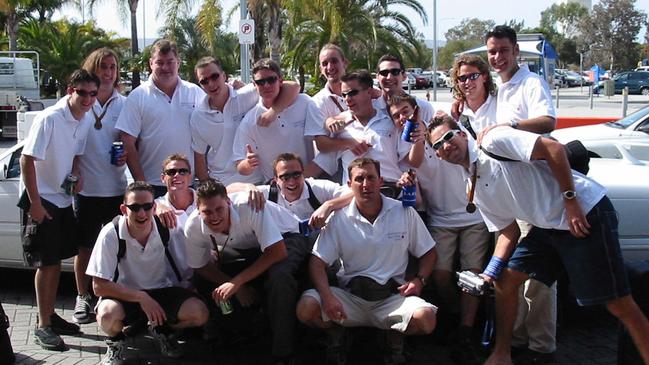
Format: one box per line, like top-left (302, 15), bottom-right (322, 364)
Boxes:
top-left (636, 124), bottom-right (649, 134)
top-left (2, 164), bottom-right (7, 180)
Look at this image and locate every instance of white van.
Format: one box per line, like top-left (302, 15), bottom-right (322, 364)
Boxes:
top-left (0, 52), bottom-right (40, 139)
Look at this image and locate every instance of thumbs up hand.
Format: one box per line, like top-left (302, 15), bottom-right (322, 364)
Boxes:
top-left (237, 144), bottom-right (261, 176)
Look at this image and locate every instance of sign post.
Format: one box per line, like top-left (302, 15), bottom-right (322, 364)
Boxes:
top-left (238, 1), bottom-right (253, 83)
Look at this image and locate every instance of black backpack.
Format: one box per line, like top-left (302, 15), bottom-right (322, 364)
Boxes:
top-left (111, 216), bottom-right (182, 283)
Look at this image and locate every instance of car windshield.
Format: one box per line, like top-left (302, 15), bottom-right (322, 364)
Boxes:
top-left (606, 105), bottom-right (649, 129)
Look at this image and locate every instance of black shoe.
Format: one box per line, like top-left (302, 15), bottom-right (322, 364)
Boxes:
top-left (101, 338), bottom-right (126, 365)
top-left (513, 349), bottom-right (556, 365)
top-left (34, 326), bottom-right (67, 351)
top-left (383, 330), bottom-right (406, 365)
top-left (73, 293), bottom-right (94, 324)
top-left (149, 325), bottom-right (182, 359)
top-left (272, 355), bottom-right (296, 365)
top-left (49, 313), bottom-right (81, 335)
top-left (325, 326), bottom-right (349, 365)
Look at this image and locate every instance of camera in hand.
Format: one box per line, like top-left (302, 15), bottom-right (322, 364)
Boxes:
top-left (456, 270), bottom-right (491, 296)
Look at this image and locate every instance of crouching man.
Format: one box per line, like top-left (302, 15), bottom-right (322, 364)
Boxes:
top-left (426, 116), bottom-right (649, 365)
top-left (87, 182), bottom-right (208, 364)
top-left (296, 158), bottom-right (437, 365)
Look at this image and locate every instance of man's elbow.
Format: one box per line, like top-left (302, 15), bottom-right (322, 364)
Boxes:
top-left (542, 116), bottom-right (557, 133)
top-left (92, 278), bottom-right (108, 297)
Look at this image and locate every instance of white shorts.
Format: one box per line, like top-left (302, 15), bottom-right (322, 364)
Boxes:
top-left (302, 287), bottom-right (437, 333)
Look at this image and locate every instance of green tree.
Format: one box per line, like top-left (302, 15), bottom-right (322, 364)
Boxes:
top-left (437, 39), bottom-right (477, 70)
top-left (0, 0), bottom-right (31, 50)
top-left (580, 0), bottom-right (646, 71)
top-left (540, 2), bottom-right (588, 39)
top-left (444, 18), bottom-right (495, 43)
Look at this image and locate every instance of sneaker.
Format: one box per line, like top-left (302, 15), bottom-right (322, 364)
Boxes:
top-left (34, 326), bottom-right (66, 351)
top-left (513, 349), bottom-right (556, 365)
top-left (383, 330), bottom-right (406, 365)
top-left (101, 338), bottom-right (126, 365)
top-left (50, 313), bottom-right (81, 335)
top-left (149, 325), bottom-right (182, 359)
top-left (73, 293), bottom-right (94, 324)
top-left (325, 326), bottom-right (348, 365)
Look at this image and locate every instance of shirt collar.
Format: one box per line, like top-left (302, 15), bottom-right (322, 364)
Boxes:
top-left (344, 194), bottom-right (400, 223)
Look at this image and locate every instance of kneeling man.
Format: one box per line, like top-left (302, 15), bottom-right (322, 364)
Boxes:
top-left (296, 158), bottom-right (437, 365)
top-left (87, 182), bottom-right (208, 364)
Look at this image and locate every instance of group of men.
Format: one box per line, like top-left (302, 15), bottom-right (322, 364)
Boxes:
top-left (17, 24), bottom-right (649, 365)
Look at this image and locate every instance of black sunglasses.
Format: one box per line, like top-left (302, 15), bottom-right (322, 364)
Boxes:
top-left (378, 68), bottom-right (402, 77)
top-left (278, 171), bottom-right (303, 181)
top-left (198, 72), bottom-right (221, 86)
top-left (164, 168), bottom-right (190, 176)
top-left (457, 72), bottom-right (482, 83)
top-left (75, 89), bottom-right (98, 98)
top-left (253, 76), bottom-right (278, 86)
top-left (432, 130), bottom-right (460, 150)
top-left (341, 88), bottom-right (366, 98)
top-left (125, 202), bottom-right (154, 212)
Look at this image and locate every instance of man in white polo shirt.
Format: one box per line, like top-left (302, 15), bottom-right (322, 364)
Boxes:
top-left (19, 69), bottom-right (98, 351)
top-left (191, 56), bottom-right (300, 186)
top-left (427, 117), bottom-right (649, 365)
top-left (116, 39), bottom-right (204, 197)
top-left (233, 58), bottom-right (315, 183)
top-left (296, 158), bottom-right (437, 365)
top-left (88, 182), bottom-right (208, 364)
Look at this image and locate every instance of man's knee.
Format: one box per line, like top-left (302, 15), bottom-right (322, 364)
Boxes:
top-left (96, 300), bottom-right (125, 334)
top-left (178, 297), bottom-right (209, 327)
top-left (410, 307), bottom-right (436, 335)
top-left (296, 296), bottom-right (321, 324)
top-left (495, 269), bottom-right (529, 295)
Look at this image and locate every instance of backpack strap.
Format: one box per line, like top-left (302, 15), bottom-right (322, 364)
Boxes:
top-left (329, 95), bottom-right (345, 113)
top-left (305, 181), bottom-right (322, 211)
top-left (112, 216), bottom-right (126, 283)
top-left (479, 146), bottom-right (518, 162)
top-left (154, 216), bottom-right (182, 284)
top-left (459, 115), bottom-right (478, 140)
top-left (268, 181), bottom-right (279, 204)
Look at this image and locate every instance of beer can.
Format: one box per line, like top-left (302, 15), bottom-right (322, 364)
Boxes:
top-left (400, 120), bottom-right (417, 142)
top-left (299, 219), bottom-right (320, 236)
top-left (401, 184), bottom-right (416, 207)
top-left (110, 142), bottom-right (124, 165)
top-left (219, 299), bottom-right (233, 315)
top-left (61, 174), bottom-right (78, 196)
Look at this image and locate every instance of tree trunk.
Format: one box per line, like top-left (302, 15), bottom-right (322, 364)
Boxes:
top-left (6, 12), bottom-right (19, 51)
top-left (130, 0), bottom-right (141, 89)
top-left (268, 1), bottom-right (282, 63)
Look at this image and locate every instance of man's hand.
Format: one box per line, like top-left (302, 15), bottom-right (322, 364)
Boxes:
top-left (244, 144), bottom-right (260, 171)
top-left (72, 175), bottom-right (84, 194)
top-left (138, 291), bottom-right (167, 326)
top-left (213, 281), bottom-right (240, 302)
top-left (116, 149), bottom-right (128, 166)
top-left (349, 140), bottom-right (372, 156)
top-left (322, 294), bottom-right (347, 322)
top-left (450, 99), bottom-right (464, 120)
top-left (407, 121), bottom-right (426, 144)
top-left (155, 202), bottom-right (177, 229)
top-left (396, 170), bottom-right (416, 188)
top-left (245, 184), bottom-right (265, 211)
top-left (258, 108), bottom-right (279, 127)
top-left (29, 202), bottom-right (52, 224)
top-left (565, 199), bottom-right (591, 237)
top-left (230, 79), bottom-right (245, 90)
top-left (234, 284), bottom-right (257, 307)
top-left (327, 118), bottom-right (353, 134)
top-left (398, 279), bottom-right (423, 297)
top-left (309, 202), bottom-right (333, 229)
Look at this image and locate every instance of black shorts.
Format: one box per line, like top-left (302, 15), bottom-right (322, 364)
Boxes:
top-left (75, 194), bottom-right (123, 249)
top-left (103, 287), bottom-right (198, 326)
top-left (19, 197), bottom-right (78, 267)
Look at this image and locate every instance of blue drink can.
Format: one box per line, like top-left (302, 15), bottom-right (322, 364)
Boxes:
top-left (299, 219), bottom-right (320, 236)
top-left (401, 184), bottom-right (417, 207)
top-left (110, 142), bottom-right (124, 165)
top-left (401, 120), bottom-right (417, 142)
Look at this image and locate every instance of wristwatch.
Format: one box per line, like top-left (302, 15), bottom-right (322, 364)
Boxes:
top-left (509, 119), bottom-right (519, 129)
top-left (562, 190), bottom-right (577, 200)
top-left (415, 274), bottom-right (427, 286)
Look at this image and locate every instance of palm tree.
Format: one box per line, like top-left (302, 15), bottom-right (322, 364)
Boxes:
top-left (0, 0), bottom-right (31, 50)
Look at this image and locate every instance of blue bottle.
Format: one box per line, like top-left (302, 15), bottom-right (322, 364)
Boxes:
top-left (401, 120), bottom-right (417, 142)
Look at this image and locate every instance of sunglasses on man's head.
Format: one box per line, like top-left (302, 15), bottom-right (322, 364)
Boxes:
top-left (432, 130), bottom-right (461, 150)
top-left (75, 89), bottom-right (98, 98)
top-left (378, 68), bottom-right (402, 77)
top-left (198, 72), bottom-right (220, 86)
top-left (457, 72), bottom-right (482, 83)
top-left (125, 202), bottom-right (154, 212)
top-left (341, 88), bottom-right (366, 98)
top-left (164, 168), bottom-right (190, 176)
top-left (253, 76), bottom-right (278, 86)
top-left (278, 171), bottom-right (303, 181)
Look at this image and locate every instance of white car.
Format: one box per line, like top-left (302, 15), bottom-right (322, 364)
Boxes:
top-left (551, 105), bottom-right (649, 145)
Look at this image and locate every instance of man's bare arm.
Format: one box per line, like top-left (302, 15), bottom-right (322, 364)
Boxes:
top-left (120, 132), bottom-right (145, 181)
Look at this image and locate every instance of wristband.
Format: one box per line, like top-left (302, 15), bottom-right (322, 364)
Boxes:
top-left (483, 256), bottom-right (506, 279)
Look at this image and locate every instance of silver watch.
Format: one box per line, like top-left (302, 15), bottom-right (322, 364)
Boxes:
top-left (562, 190), bottom-right (577, 200)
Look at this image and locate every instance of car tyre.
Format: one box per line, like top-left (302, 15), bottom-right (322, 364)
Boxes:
top-left (641, 87), bottom-right (649, 96)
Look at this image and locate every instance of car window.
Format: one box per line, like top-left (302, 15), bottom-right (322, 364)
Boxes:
top-left (608, 105), bottom-right (649, 128)
top-left (616, 74), bottom-right (628, 81)
top-left (6, 147), bottom-right (21, 179)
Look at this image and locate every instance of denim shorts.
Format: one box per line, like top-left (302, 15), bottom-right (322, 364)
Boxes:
top-left (508, 196), bottom-right (630, 306)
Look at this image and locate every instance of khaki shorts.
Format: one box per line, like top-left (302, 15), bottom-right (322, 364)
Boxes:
top-left (429, 223), bottom-right (491, 272)
top-left (302, 287), bottom-right (436, 333)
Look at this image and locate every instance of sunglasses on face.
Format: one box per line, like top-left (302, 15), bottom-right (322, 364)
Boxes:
top-left (457, 72), bottom-right (482, 83)
top-left (278, 171), bottom-right (303, 181)
top-left (75, 89), bottom-right (98, 98)
top-left (253, 76), bottom-right (278, 86)
top-left (432, 130), bottom-right (461, 150)
top-left (125, 202), bottom-right (154, 212)
top-left (341, 88), bottom-right (366, 98)
top-left (164, 168), bottom-right (190, 176)
top-left (198, 72), bottom-right (220, 86)
top-left (378, 68), bottom-right (402, 77)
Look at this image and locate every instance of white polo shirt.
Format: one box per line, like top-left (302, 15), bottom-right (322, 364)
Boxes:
top-left (305, 84), bottom-right (347, 137)
top-left (22, 96), bottom-right (92, 208)
top-left (496, 66), bottom-right (556, 124)
top-left (335, 109), bottom-right (407, 184)
top-left (461, 94), bottom-right (498, 134)
top-left (468, 128), bottom-right (606, 232)
top-left (155, 191), bottom-right (197, 287)
top-left (190, 84), bottom-right (260, 185)
top-left (115, 78), bottom-right (205, 185)
top-left (86, 215), bottom-right (174, 290)
top-left (79, 89), bottom-right (127, 197)
top-left (184, 196), bottom-right (298, 269)
top-left (313, 196), bottom-right (435, 287)
top-left (372, 96), bottom-right (435, 124)
top-left (257, 178), bottom-right (349, 220)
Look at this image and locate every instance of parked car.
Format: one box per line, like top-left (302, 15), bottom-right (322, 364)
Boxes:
top-left (594, 71), bottom-right (649, 95)
top-left (551, 104), bottom-right (649, 143)
top-left (403, 73), bottom-right (416, 89)
top-left (413, 74), bottom-right (429, 89)
top-left (555, 69), bottom-right (582, 87)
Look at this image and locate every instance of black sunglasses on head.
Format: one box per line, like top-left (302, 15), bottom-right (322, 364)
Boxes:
top-left (378, 68), bottom-right (402, 77)
top-left (125, 202), bottom-right (154, 212)
top-left (164, 168), bottom-right (190, 176)
top-left (75, 89), bottom-right (98, 98)
top-left (253, 76), bottom-right (278, 86)
top-left (278, 171), bottom-right (303, 181)
top-left (198, 72), bottom-right (220, 86)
